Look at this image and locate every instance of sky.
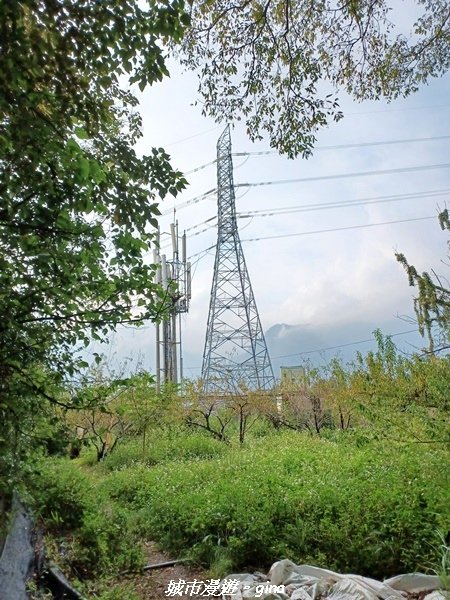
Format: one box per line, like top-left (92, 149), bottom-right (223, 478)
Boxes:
top-left (92, 51), bottom-right (450, 381)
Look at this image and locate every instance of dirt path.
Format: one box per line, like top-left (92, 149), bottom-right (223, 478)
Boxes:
top-left (121, 542), bottom-right (210, 600)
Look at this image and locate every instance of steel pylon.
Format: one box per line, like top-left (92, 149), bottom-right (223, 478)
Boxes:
top-left (201, 126), bottom-right (275, 394)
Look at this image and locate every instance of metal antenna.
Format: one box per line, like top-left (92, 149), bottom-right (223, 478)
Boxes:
top-left (154, 222), bottom-right (191, 393)
top-left (201, 126), bottom-right (275, 394)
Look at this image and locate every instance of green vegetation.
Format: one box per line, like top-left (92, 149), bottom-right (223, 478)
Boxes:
top-left (396, 209), bottom-right (450, 354)
top-left (30, 426), bottom-right (449, 586)
top-left (1, 2), bottom-right (449, 597)
top-left (0, 0), bottom-right (187, 493)
top-left (181, 0), bottom-right (450, 156)
top-left (23, 337), bottom-right (449, 596)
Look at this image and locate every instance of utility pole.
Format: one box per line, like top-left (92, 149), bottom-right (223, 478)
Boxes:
top-left (154, 222), bottom-right (191, 392)
top-left (202, 126), bottom-right (275, 394)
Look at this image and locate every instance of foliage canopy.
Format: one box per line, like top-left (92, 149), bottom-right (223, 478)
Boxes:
top-left (0, 0), bottom-right (188, 484)
top-left (396, 210), bottom-right (450, 353)
top-left (179, 0), bottom-right (450, 156)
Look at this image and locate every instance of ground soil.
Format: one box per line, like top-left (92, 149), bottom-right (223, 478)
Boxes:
top-left (120, 541), bottom-right (210, 600)
top-left (119, 547), bottom-right (440, 600)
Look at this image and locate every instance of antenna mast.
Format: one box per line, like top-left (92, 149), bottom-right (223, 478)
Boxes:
top-left (154, 223), bottom-right (191, 392)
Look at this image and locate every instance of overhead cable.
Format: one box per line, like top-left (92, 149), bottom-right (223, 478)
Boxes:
top-left (183, 328), bottom-right (421, 370)
top-left (158, 166), bottom-right (449, 216)
top-left (186, 215), bottom-right (437, 258)
top-left (188, 244), bottom-right (216, 260)
top-left (236, 189), bottom-right (450, 219)
top-left (272, 329), bottom-right (420, 359)
top-left (160, 188), bottom-right (216, 215)
top-left (184, 160), bottom-right (217, 175)
top-left (240, 215), bottom-right (436, 242)
top-left (235, 163), bottom-right (450, 189)
top-left (233, 134), bottom-right (450, 157)
top-left (165, 124), bottom-right (222, 147)
top-left (346, 102), bottom-right (450, 116)
top-left (159, 190), bottom-right (446, 247)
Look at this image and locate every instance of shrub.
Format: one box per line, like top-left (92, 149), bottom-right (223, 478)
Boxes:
top-left (100, 432), bottom-right (449, 578)
top-left (31, 458), bottom-right (91, 530)
top-left (71, 502), bottom-right (144, 575)
top-left (103, 430), bottom-right (227, 471)
top-left (29, 458), bottom-right (144, 577)
top-left (32, 427), bottom-right (450, 581)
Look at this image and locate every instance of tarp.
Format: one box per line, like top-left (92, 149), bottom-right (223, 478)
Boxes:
top-left (0, 495), bottom-right (35, 600)
top-left (221, 559), bottom-right (446, 600)
top-left (0, 495), bottom-right (86, 600)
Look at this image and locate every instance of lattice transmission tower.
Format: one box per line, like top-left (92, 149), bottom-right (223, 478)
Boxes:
top-left (201, 126), bottom-right (275, 394)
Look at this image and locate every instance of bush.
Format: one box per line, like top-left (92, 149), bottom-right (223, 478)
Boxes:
top-left (100, 432), bottom-right (449, 578)
top-left (102, 430), bottom-right (227, 471)
top-left (31, 458), bottom-right (91, 530)
top-left (29, 458), bottom-right (144, 578)
top-left (31, 426), bottom-right (449, 581)
top-left (71, 502), bottom-right (144, 576)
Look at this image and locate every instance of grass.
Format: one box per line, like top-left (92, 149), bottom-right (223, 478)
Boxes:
top-left (30, 428), bottom-right (450, 582)
top-left (102, 429), bottom-right (227, 471)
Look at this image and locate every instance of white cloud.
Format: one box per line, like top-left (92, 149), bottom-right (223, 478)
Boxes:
top-left (106, 59), bottom-right (450, 378)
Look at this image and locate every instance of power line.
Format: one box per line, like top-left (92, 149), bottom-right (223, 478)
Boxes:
top-left (236, 189), bottom-right (450, 219)
top-left (187, 214), bottom-right (437, 257)
top-left (160, 188), bottom-right (216, 216)
top-left (165, 124), bottom-right (222, 147)
top-left (159, 165), bottom-right (449, 217)
top-left (188, 244), bottom-right (216, 260)
top-left (235, 163), bottom-right (450, 189)
top-left (156, 106), bottom-right (450, 154)
top-left (233, 134), bottom-right (450, 157)
top-left (185, 222), bottom-right (217, 240)
top-left (159, 190), bottom-right (446, 248)
top-left (158, 217), bottom-right (218, 253)
top-left (181, 134), bottom-right (450, 175)
top-left (240, 215), bottom-right (436, 242)
top-left (346, 103), bottom-right (450, 116)
top-left (182, 155), bottom-right (248, 177)
top-left (184, 160), bottom-right (217, 175)
top-left (272, 329), bottom-right (420, 359)
top-left (182, 328), bottom-right (421, 370)
top-left (159, 190), bottom-right (249, 225)
top-left (184, 216), bottom-right (216, 234)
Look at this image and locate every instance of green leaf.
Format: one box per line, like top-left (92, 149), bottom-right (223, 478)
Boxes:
top-left (77, 156), bottom-right (90, 180)
top-left (74, 127), bottom-right (89, 140)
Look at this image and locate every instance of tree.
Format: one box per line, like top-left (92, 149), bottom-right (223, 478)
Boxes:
top-left (178, 0), bottom-right (450, 156)
top-left (268, 367), bottom-right (332, 434)
top-left (350, 330), bottom-right (450, 441)
top-left (396, 210), bottom-right (450, 352)
top-left (183, 379), bottom-right (234, 442)
top-left (119, 375), bottom-right (181, 454)
top-left (0, 0), bottom-right (189, 486)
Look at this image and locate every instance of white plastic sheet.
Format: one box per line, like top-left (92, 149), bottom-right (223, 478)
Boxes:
top-left (221, 559), bottom-right (446, 600)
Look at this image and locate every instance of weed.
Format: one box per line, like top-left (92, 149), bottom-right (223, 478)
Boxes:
top-left (428, 530), bottom-right (450, 590)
